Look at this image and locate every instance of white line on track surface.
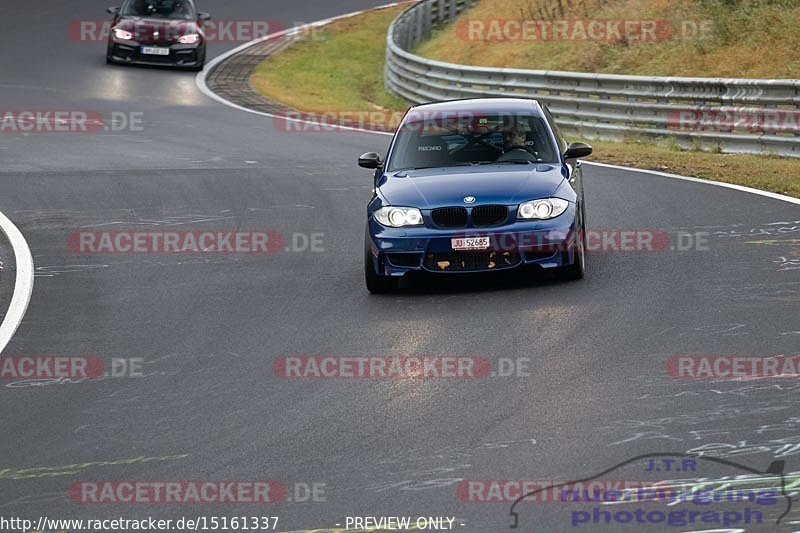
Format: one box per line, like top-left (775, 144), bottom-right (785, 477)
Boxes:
top-left (0, 209), bottom-right (34, 353)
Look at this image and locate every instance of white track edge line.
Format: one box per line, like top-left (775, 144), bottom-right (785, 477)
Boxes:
top-left (583, 161), bottom-right (800, 205)
top-left (0, 209), bottom-right (34, 354)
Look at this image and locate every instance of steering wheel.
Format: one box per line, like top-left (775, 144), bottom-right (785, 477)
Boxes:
top-left (497, 146), bottom-right (538, 162)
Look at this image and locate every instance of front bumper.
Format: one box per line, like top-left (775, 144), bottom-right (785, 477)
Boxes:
top-left (107, 40), bottom-right (204, 68)
top-left (366, 204), bottom-right (581, 276)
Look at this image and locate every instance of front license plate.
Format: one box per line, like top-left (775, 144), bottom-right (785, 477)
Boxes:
top-left (452, 237), bottom-right (490, 251)
top-left (141, 46), bottom-right (170, 56)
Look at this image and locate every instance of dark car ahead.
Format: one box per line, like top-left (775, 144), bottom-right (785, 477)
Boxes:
top-left (361, 98), bottom-right (592, 293)
top-left (106, 0), bottom-right (209, 70)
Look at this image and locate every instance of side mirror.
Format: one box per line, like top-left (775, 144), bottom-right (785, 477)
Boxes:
top-left (563, 142), bottom-right (592, 159)
top-left (106, 6), bottom-right (120, 15)
top-left (197, 12), bottom-right (211, 21)
top-left (358, 152), bottom-right (382, 169)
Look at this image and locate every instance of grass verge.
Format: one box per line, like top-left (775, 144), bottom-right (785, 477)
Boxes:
top-left (249, 3), bottom-right (799, 198)
top-left (417, 0), bottom-right (800, 78)
top-left (250, 5), bottom-right (408, 116)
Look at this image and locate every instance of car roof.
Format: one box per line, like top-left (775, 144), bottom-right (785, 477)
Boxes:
top-left (405, 98), bottom-right (544, 117)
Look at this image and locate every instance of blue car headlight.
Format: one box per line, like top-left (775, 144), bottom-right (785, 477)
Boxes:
top-left (374, 206), bottom-right (424, 228)
top-left (517, 198), bottom-right (569, 220)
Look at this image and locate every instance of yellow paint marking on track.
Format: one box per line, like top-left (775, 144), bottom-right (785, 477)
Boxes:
top-left (0, 453), bottom-right (189, 480)
top-left (744, 239), bottom-right (800, 246)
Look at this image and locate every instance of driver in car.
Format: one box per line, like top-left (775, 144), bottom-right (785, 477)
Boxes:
top-left (496, 122), bottom-right (538, 162)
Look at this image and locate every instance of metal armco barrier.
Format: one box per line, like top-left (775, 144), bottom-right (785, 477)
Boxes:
top-left (385, 0), bottom-right (800, 157)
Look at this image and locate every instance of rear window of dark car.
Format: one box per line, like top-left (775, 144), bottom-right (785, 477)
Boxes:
top-left (121, 0), bottom-right (195, 19)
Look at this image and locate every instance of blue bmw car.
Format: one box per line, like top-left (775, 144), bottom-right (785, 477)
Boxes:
top-left (361, 98), bottom-right (592, 293)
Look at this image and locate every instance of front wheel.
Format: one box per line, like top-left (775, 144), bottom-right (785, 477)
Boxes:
top-left (365, 249), bottom-right (397, 293)
top-left (190, 46), bottom-right (207, 71)
top-left (558, 234), bottom-right (585, 281)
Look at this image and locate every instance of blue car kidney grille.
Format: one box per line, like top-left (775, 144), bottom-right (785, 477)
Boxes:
top-left (431, 207), bottom-right (467, 227)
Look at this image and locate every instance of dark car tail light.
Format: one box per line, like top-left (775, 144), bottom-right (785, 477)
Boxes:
top-left (472, 205), bottom-right (508, 227)
top-left (431, 207), bottom-right (467, 227)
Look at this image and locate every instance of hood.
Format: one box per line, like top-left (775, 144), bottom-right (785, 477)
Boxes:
top-left (377, 164), bottom-right (567, 209)
top-left (116, 18), bottom-right (200, 44)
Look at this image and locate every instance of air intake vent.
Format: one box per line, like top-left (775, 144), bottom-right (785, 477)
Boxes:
top-left (424, 251), bottom-right (521, 272)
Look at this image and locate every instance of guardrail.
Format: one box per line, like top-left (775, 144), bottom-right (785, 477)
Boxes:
top-left (385, 0), bottom-right (800, 157)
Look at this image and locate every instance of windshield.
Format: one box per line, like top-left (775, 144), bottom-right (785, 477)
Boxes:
top-left (121, 0), bottom-right (195, 19)
top-left (387, 113), bottom-right (558, 172)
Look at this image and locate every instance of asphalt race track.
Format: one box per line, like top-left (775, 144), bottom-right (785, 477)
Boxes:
top-left (1, 1), bottom-right (799, 532)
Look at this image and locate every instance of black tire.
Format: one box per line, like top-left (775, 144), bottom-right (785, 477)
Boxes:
top-left (365, 249), bottom-right (398, 293)
top-left (558, 232), bottom-right (585, 281)
top-left (191, 47), bottom-right (206, 71)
